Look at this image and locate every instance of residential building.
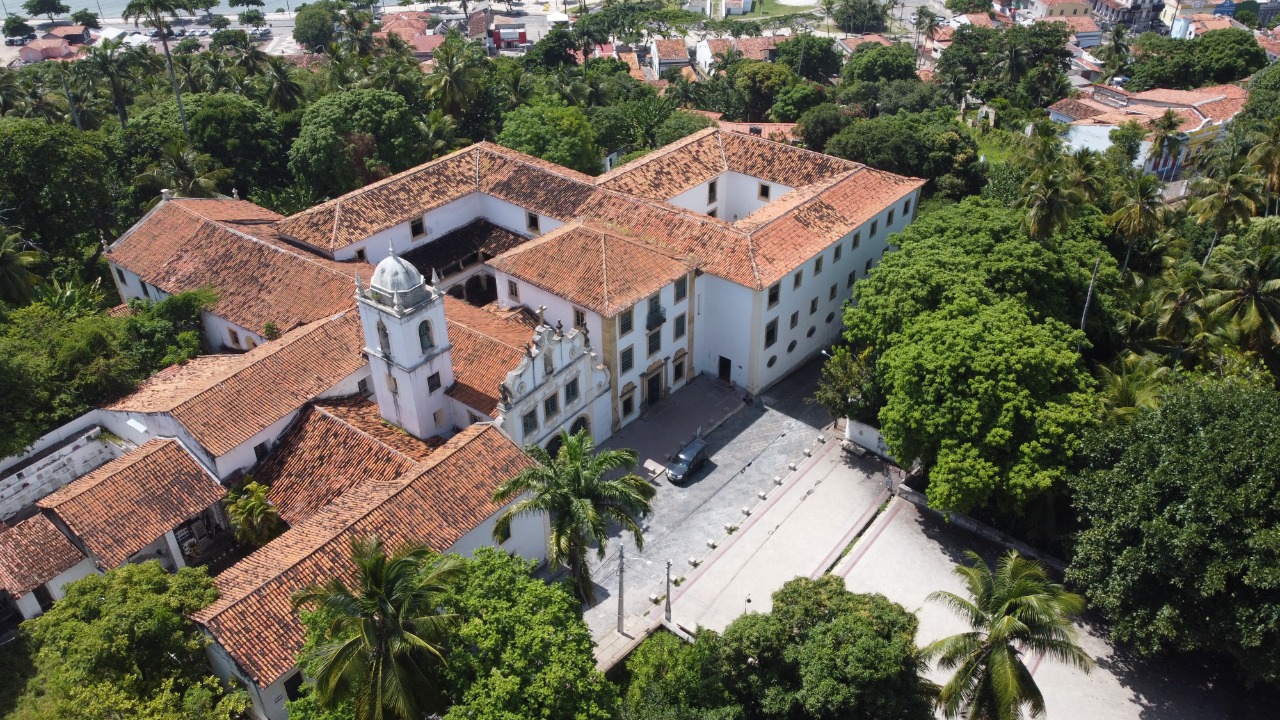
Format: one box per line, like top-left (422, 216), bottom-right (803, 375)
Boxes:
top-left (650, 37), bottom-right (691, 75)
top-left (1089, 0), bottom-right (1164, 32)
top-left (43, 24), bottom-right (91, 43)
top-left (1161, 0), bottom-right (1235, 38)
top-left (491, 16), bottom-right (528, 50)
top-left (695, 37), bottom-right (733, 73)
top-left (723, 0), bottom-right (756, 15)
top-left (373, 12), bottom-right (443, 60)
top-left (18, 38), bottom-right (73, 63)
top-left (1049, 83), bottom-right (1247, 176)
top-left (836, 34), bottom-right (893, 56)
top-left (1183, 12), bottom-right (1244, 38)
top-left (1029, 0), bottom-right (1092, 18)
top-left (1036, 14), bottom-right (1103, 47)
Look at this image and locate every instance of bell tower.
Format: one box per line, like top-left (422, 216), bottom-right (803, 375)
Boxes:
top-left (355, 250), bottom-right (454, 440)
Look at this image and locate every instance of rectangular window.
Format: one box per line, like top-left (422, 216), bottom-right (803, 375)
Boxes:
top-left (622, 392), bottom-right (635, 417)
top-left (564, 377), bottom-right (579, 404)
top-left (758, 182), bottom-right (771, 201)
top-left (115, 268), bottom-right (127, 284)
top-left (544, 394), bottom-right (559, 418)
top-left (674, 276), bottom-right (688, 303)
top-left (865, 258), bottom-right (874, 274)
top-left (887, 209), bottom-right (895, 226)
top-left (810, 297), bottom-right (818, 315)
top-left (228, 329), bottom-right (240, 347)
top-left (793, 271), bottom-right (802, 289)
top-left (508, 279), bottom-right (519, 300)
top-left (496, 521), bottom-right (511, 543)
top-left (814, 256), bottom-right (823, 275)
top-left (355, 248), bottom-right (368, 262)
top-left (708, 179), bottom-right (718, 204)
top-left (357, 378), bottom-right (370, 395)
top-left (767, 283), bottom-right (780, 308)
top-left (574, 308), bottom-right (586, 329)
top-left (522, 411), bottom-right (538, 434)
top-left (526, 212), bottom-right (540, 233)
top-left (765, 318), bottom-right (778, 348)
top-left (848, 270), bottom-right (856, 288)
top-left (648, 295), bottom-right (660, 315)
top-left (410, 217), bottom-right (425, 237)
top-left (829, 284), bottom-right (837, 301)
top-left (852, 231), bottom-right (861, 249)
top-left (673, 359), bottom-right (685, 382)
top-left (428, 372), bottom-right (442, 392)
top-left (674, 312), bottom-right (686, 339)
top-left (790, 311), bottom-right (799, 329)
top-left (619, 307), bottom-right (633, 336)
top-left (253, 441), bottom-right (269, 461)
top-left (621, 346), bottom-right (634, 373)
top-left (648, 328), bottom-right (661, 356)
top-left (904, 198), bottom-right (912, 216)
top-left (834, 244), bottom-right (842, 262)
top-left (870, 219), bottom-right (879, 237)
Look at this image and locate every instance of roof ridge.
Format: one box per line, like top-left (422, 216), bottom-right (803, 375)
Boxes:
top-left (178, 203), bottom-right (358, 281)
top-left (311, 403), bottom-right (424, 466)
top-left (38, 438), bottom-right (173, 507)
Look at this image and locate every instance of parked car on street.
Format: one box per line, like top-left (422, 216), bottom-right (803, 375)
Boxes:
top-left (668, 437), bottom-right (709, 485)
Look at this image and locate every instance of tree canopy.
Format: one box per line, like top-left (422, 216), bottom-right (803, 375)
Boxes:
top-left (288, 89), bottom-right (427, 196)
top-left (1127, 29), bottom-right (1267, 91)
top-left (497, 102), bottom-right (602, 175)
top-left (1068, 379), bottom-right (1280, 687)
top-left (842, 43), bottom-right (916, 84)
top-left (775, 34), bottom-right (843, 83)
top-left (824, 109), bottom-right (982, 196)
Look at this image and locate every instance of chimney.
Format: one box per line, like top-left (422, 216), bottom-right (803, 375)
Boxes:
top-left (161, 189), bottom-right (173, 201)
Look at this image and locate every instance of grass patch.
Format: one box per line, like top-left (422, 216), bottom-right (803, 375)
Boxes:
top-left (975, 128), bottom-right (1024, 164)
top-left (734, 0), bottom-right (819, 20)
top-left (825, 499), bottom-right (890, 574)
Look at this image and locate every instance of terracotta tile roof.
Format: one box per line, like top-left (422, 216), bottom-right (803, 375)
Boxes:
top-left (618, 51), bottom-right (649, 82)
top-left (193, 424), bottom-right (534, 686)
top-left (37, 439), bottom-right (224, 569)
top-left (276, 144), bottom-right (594, 254)
top-left (45, 25), bottom-right (87, 38)
top-left (442, 296), bottom-right (533, 416)
top-left (0, 515), bottom-right (85, 599)
top-left (107, 303), bottom-right (134, 317)
top-left (1190, 13), bottom-right (1234, 33)
top-left (491, 222), bottom-right (691, 318)
top-left (107, 311), bottom-right (366, 457)
top-left (466, 10), bottom-right (489, 38)
top-left (107, 199), bottom-right (369, 338)
top-left (964, 12), bottom-right (996, 27)
top-left (1197, 95), bottom-right (1246, 122)
top-left (917, 68), bottom-right (937, 83)
top-left (1036, 15), bottom-right (1100, 33)
top-left (1050, 97), bottom-right (1106, 120)
top-left (259, 399), bottom-right (442, 525)
top-left (929, 26), bottom-right (954, 42)
top-left (734, 36), bottom-right (778, 60)
top-left (596, 130), bottom-right (727, 200)
top-left (717, 121), bottom-right (799, 143)
top-left (654, 38), bottom-right (689, 60)
top-left (705, 38), bottom-right (732, 57)
top-left (401, 219), bottom-right (528, 277)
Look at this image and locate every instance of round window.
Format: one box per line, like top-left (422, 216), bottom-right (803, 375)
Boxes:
top-left (787, 340), bottom-right (797, 353)
top-left (806, 326), bottom-right (816, 338)
top-left (825, 312), bottom-right (835, 324)
top-left (767, 355), bottom-right (778, 368)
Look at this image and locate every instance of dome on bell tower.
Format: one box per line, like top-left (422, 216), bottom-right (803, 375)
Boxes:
top-left (365, 248), bottom-right (431, 309)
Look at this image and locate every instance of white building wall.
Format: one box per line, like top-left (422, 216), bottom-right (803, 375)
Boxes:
top-left (47, 557), bottom-right (101, 600)
top-left (108, 263), bottom-right (262, 351)
top-left (15, 592), bottom-right (41, 619)
top-left (0, 424), bottom-right (124, 521)
top-left (693, 276), bottom-right (755, 386)
top-left (667, 177), bottom-right (722, 216)
top-left (722, 172), bottom-right (793, 222)
top-left (610, 278), bottom-right (693, 424)
top-left (447, 501), bottom-right (549, 565)
top-left (495, 276), bottom-right (605, 344)
top-left (212, 411), bottom-right (302, 480)
top-left (496, 326), bottom-right (613, 449)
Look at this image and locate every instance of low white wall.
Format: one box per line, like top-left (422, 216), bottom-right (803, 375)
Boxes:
top-left (0, 423), bottom-right (124, 522)
top-left (844, 419), bottom-right (894, 461)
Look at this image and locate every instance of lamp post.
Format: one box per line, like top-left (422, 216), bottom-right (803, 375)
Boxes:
top-left (664, 559), bottom-right (672, 622)
top-left (616, 542), bottom-right (625, 634)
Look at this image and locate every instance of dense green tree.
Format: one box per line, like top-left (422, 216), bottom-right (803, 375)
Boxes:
top-left (289, 89), bottom-right (426, 196)
top-left (13, 561), bottom-right (248, 720)
top-left (23, 0), bottom-right (69, 21)
top-left (654, 109), bottom-right (716, 147)
top-left (293, 0), bottom-right (340, 51)
top-left (878, 297), bottom-right (1096, 514)
top-left (496, 102), bottom-right (602, 175)
top-left (187, 92), bottom-right (287, 193)
top-left (70, 8), bottom-right (100, 28)
top-left (935, 22), bottom-right (1070, 108)
top-left (3, 15), bottom-right (35, 37)
top-left (769, 81), bottom-right (825, 122)
top-left (925, 551), bottom-right (1093, 719)
top-left (1241, 59), bottom-right (1280, 123)
top-left (0, 119), bottom-right (114, 262)
top-left (438, 548), bottom-right (618, 720)
top-left (795, 103), bottom-right (855, 152)
top-left (293, 538), bottom-right (466, 720)
top-left (524, 25), bottom-right (578, 70)
top-left (1127, 29), bottom-right (1266, 91)
top-left (775, 33), bottom-right (843, 83)
top-left (843, 42), bottom-right (916, 83)
top-left (837, 78), bottom-right (950, 118)
top-left (824, 109), bottom-right (981, 195)
top-left (944, 0), bottom-right (991, 12)
top-left (492, 429), bottom-right (654, 603)
top-left (733, 60), bottom-right (796, 122)
top-left (1068, 379), bottom-right (1280, 687)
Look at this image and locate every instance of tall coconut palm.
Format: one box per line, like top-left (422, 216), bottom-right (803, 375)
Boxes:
top-left (1148, 109), bottom-right (1184, 181)
top-left (821, 0), bottom-right (836, 33)
top-left (258, 56), bottom-right (304, 113)
top-left (1064, 147), bottom-right (1105, 206)
top-left (225, 480), bottom-right (283, 547)
top-left (1190, 166), bottom-right (1264, 264)
top-left (1247, 115), bottom-right (1280, 217)
top-left (1020, 165), bottom-right (1082, 241)
top-left (81, 38), bottom-right (143, 128)
top-left (1143, 260), bottom-right (1211, 354)
top-left (997, 42), bottom-right (1029, 85)
top-left (924, 551), bottom-right (1093, 720)
top-left (1095, 24), bottom-right (1130, 82)
top-left (914, 9), bottom-right (940, 57)
top-left (427, 38), bottom-right (483, 117)
top-left (1109, 172), bottom-right (1166, 272)
top-left (134, 141), bottom-right (231, 203)
top-left (0, 233), bottom-right (43, 305)
top-left (1096, 354), bottom-right (1169, 423)
top-left (1200, 230), bottom-right (1280, 356)
top-left (293, 538), bottom-right (464, 720)
top-left (123, 0), bottom-right (194, 136)
top-left (492, 429), bottom-right (655, 604)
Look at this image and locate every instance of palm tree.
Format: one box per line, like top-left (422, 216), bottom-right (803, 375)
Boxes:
top-left (924, 551), bottom-right (1093, 720)
top-left (820, 0), bottom-right (836, 33)
top-left (914, 9), bottom-right (940, 57)
top-left (1200, 229), bottom-right (1280, 357)
top-left (1190, 167), bottom-right (1264, 264)
top-left (1064, 148), bottom-right (1105, 206)
top-left (0, 233), bottom-right (42, 305)
top-left (1020, 165), bottom-right (1082, 241)
top-left (427, 38), bottom-right (483, 117)
top-left (997, 42), bottom-right (1029, 85)
top-left (1147, 109), bottom-right (1184, 181)
top-left (418, 110), bottom-right (462, 160)
top-left (1096, 354), bottom-right (1168, 423)
top-left (81, 39), bottom-right (143, 128)
top-left (1095, 24), bottom-right (1130, 82)
top-left (134, 141), bottom-right (231, 203)
top-left (258, 56), bottom-right (304, 113)
top-left (293, 537), bottom-right (464, 720)
top-left (123, 0), bottom-right (194, 136)
top-left (1143, 260), bottom-right (1211, 355)
top-left (1247, 115), bottom-right (1280, 217)
top-left (1109, 172), bottom-right (1166, 272)
top-left (225, 480), bottom-right (283, 547)
top-left (492, 429), bottom-right (656, 604)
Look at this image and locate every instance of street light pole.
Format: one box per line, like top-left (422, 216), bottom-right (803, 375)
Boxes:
top-left (616, 542), bottom-right (625, 634)
top-left (664, 559), bottom-right (672, 622)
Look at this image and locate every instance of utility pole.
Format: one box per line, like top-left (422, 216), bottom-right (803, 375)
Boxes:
top-left (617, 543), bottom-right (625, 634)
top-left (664, 559), bottom-right (672, 622)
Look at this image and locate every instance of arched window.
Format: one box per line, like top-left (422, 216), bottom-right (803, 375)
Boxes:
top-left (376, 320), bottom-right (391, 355)
top-left (418, 320), bottom-right (434, 352)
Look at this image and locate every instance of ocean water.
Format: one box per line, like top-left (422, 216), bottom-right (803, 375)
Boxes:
top-left (3, 0), bottom-right (305, 24)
